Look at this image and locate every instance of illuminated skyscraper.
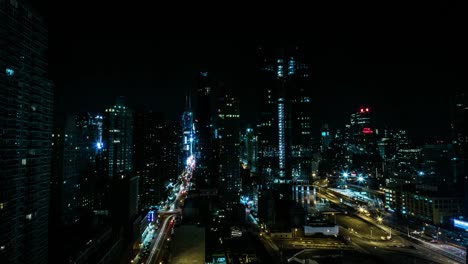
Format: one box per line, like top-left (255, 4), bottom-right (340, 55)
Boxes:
top-left (0, 1), bottom-right (53, 262)
top-left (104, 97), bottom-right (134, 178)
top-left (257, 45), bottom-right (313, 185)
top-left (350, 107), bottom-right (373, 135)
top-left (321, 124), bottom-right (331, 152)
top-left (256, 45), bottom-right (311, 229)
top-left (347, 107), bottom-right (378, 156)
top-left (182, 92), bottom-right (195, 162)
top-left (240, 127), bottom-right (258, 172)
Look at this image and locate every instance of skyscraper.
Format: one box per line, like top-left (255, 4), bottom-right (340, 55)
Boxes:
top-left (50, 115), bottom-right (82, 228)
top-left (162, 121), bottom-right (183, 183)
top-left (240, 127), bottom-right (258, 173)
top-left (49, 113), bottom-right (104, 263)
top-left (449, 92), bottom-right (468, 216)
top-left (1, 1), bottom-right (53, 262)
top-left (182, 92), bottom-right (195, 163)
top-left (257, 45), bottom-right (313, 185)
top-left (217, 88), bottom-right (241, 213)
top-left (320, 124), bottom-right (331, 152)
top-left (194, 72), bottom-right (218, 188)
top-left (256, 45), bottom-right (312, 229)
top-left (104, 97), bottom-right (134, 178)
top-left (133, 107), bottom-right (166, 209)
top-left (345, 107), bottom-right (381, 171)
top-left (74, 112), bottom-right (104, 211)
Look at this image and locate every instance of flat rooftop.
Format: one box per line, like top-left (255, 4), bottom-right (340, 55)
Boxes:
top-left (170, 225), bottom-right (205, 264)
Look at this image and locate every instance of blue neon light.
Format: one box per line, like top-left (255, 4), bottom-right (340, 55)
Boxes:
top-left (6, 68), bottom-right (14, 76)
top-left (148, 211), bottom-right (154, 222)
top-left (454, 219), bottom-right (468, 230)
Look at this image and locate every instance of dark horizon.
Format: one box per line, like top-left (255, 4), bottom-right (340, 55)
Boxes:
top-left (34, 1), bottom-right (466, 139)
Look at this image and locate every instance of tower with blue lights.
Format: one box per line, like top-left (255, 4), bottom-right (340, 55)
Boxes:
top-left (182, 92), bottom-right (195, 164)
top-left (257, 45), bottom-right (312, 229)
top-left (258, 45), bottom-right (312, 186)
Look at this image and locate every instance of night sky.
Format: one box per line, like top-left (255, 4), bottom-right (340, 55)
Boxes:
top-left (40, 1), bottom-right (467, 141)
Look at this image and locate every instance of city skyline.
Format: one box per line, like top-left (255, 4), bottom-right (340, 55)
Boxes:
top-left (50, 34), bottom-right (459, 139)
top-left (3, 1), bottom-right (468, 264)
top-left (41, 3), bottom-right (466, 139)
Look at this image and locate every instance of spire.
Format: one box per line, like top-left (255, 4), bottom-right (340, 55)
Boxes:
top-left (188, 88), bottom-right (192, 110)
top-left (185, 89), bottom-right (192, 111)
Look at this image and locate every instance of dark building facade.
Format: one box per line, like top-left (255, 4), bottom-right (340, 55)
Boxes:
top-left (0, 0), bottom-right (53, 262)
top-left (194, 72), bottom-right (219, 189)
top-left (49, 113), bottom-right (105, 263)
top-left (163, 121), bottom-right (183, 183)
top-left (133, 107), bottom-right (166, 209)
top-left (418, 142), bottom-right (460, 194)
top-left (74, 112), bottom-right (104, 212)
top-left (217, 88), bottom-right (241, 214)
top-left (450, 92), bottom-right (468, 216)
top-left (50, 115), bottom-right (81, 229)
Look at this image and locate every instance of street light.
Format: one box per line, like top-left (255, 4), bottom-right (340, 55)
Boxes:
top-left (377, 217), bottom-right (383, 224)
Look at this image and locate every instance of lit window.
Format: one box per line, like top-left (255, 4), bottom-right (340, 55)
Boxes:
top-left (26, 213), bottom-right (32, 220)
top-left (21, 159), bottom-right (26, 165)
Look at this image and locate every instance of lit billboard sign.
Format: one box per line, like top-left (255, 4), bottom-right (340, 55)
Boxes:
top-left (454, 219), bottom-right (468, 230)
top-left (148, 211), bottom-right (155, 222)
top-left (362, 127), bottom-right (374, 134)
top-left (213, 256), bottom-right (226, 263)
